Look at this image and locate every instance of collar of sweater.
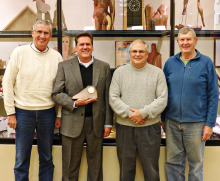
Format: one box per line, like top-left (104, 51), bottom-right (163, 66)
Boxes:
top-left (130, 63), bottom-right (148, 71)
top-left (30, 43), bottom-right (49, 54)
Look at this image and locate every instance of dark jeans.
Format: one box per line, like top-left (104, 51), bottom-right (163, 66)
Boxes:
top-left (14, 107), bottom-right (56, 181)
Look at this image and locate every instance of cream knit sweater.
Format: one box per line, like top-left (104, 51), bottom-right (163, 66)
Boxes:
top-left (3, 44), bottom-right (62, 115)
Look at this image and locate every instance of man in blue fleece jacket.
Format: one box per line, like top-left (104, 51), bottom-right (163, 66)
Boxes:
top-left (162, 27), bottom-right (219, 181)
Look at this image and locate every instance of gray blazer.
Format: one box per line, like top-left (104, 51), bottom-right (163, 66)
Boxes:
top-left (52, 57), bottom-right (113, 138)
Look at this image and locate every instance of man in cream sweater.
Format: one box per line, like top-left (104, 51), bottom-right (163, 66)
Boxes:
top-left (3, 20), bottom-right (62, 181)
top-left (109, 39), bottom-right (167, 181)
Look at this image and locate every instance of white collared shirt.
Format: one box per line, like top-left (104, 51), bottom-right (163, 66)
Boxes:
top-left (77, 56), bottom-right (94, 68)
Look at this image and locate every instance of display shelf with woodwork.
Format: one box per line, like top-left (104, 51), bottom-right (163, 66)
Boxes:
top-left (1, 0), bottom-right (220, 146)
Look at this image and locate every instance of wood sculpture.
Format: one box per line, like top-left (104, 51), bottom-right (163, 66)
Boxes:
top-left (93, 0), bottom-right (115, 30)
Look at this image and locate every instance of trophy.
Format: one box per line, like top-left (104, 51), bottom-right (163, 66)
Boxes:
top-left (72, 86), bottom-right (98, 99)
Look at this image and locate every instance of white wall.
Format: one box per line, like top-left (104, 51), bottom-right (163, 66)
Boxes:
top-left (93, 37), bottom-right (170, 68)
top-left (0, 0), bottom-right (56, 31)
top-left (0, 38), bottom-right (57, 65)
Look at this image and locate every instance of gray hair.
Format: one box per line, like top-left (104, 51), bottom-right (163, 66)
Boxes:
top-left (32, 20), bottom-right (52, 34)
top-left (129, 39), bottom-right (149, 52)
top-left (178, 27), bottom-right (196, 39)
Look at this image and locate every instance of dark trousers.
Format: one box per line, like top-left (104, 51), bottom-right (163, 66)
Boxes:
top-left (62, 117), bottom-right (103, 181)
top-left (116, 122), bottom-right (161, 181)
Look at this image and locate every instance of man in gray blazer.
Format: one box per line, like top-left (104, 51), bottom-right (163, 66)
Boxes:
top-left (52, 32), bottom-right (113, 181)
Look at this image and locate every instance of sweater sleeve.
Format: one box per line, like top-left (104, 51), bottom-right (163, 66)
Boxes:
top-left (161, 63), bottom-right (169, 122)
top-left (139, 70), bottom-right (168, 119)
top-left (2, 49), bottom-right (19, 115)
top-left (109, 69), bottom-right (131, 118)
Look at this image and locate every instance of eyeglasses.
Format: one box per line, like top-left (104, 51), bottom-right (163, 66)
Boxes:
top-left (34, 30), bottom-right (50, 37)
top-left (130, 50), bottom-right (146, 54)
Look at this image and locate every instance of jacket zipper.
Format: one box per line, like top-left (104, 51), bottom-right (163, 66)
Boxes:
top-left (180, 65), bottom-right (186, 121)
top-left (188, 64), bottom-right (191, 77)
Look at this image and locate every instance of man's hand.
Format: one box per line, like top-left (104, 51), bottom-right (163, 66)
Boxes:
top-left (136, 118), bottom-right (148, 125)
top-left (202, 126), bottom-right (213, 141)
top-left (7, 114), bottom-right (17, 130)
top-left (129, 108), bottom-right (147, 125)
top-left (55, 117), bottom-right (61, 129)
top-left (104, 127), bottom-right (112, 137)
top-left (75, 98), bottom-right (98, 106)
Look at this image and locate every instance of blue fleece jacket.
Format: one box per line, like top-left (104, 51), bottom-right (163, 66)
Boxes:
top-left (162, 50), bottom-right (219, 127)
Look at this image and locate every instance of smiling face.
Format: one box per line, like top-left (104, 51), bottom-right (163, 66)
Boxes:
top-left (177, 31), bottom-right (198, 57)
top-left (75, 36), bottom-right (94, 63)
top-left (129, 42), bottom-right (148, 69)
top-left (32, 23), bottom-right (52, 52)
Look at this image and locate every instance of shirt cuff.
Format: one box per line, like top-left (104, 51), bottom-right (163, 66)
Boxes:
top-left (104, 125), bottom-right (112, 128)
top-left (73, 100), bottom-right (78, 109)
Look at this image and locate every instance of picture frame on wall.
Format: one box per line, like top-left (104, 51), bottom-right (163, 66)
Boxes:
top-left (214, 38), bottom-right (220, 67)
top-left (115, 41), bottom-right (133, 68)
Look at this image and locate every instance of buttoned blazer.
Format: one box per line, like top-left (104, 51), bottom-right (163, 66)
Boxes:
top-left (52, 57), bottom-right (113, 138)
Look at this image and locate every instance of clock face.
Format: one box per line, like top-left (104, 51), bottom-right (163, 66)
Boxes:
top-left (88, 87), bottom-right (95, 94)
top-left (128, 0), bottom-right (141, 12)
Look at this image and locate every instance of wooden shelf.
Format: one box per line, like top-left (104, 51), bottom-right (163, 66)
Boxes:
top-left (175, 30), bottom-right (220, 37)
top-left (0, 31), bottom-right (58, 38)
top-left (63, 30), bottom-right (170, 37)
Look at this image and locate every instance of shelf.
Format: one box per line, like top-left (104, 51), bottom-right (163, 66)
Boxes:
top-left (1, 137), bottom-right (220, 146)
top-left (2, 30), bottom-right (220, 38)
top-left (0, 31), bottom-right (58, 38)
top-left (175, 30), bottom-right (220, 37)
top-left (63, 30), bottom-right (170, 37)
top-left (0, 137), bottom-right (162, 146)
top-left (0, 30), bottom-right (169, 38)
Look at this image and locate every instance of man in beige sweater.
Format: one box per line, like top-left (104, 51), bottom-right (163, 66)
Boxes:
top-left (3, 20), bottom-right (62, 181)
top-left (109, 39), bottom-right (167, 181)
